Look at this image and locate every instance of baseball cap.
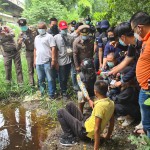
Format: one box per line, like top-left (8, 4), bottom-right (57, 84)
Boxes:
top-left (101, 20), bottom-right (110, 29)
top-left (59, 20), bottom-right (68, 30)
top-left (78, 25), bottom-right (90, 35)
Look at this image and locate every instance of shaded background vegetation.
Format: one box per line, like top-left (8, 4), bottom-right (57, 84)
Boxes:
top-left (23, 0), bottom-right (150, 25)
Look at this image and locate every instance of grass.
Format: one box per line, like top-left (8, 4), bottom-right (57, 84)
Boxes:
top-left (0, 52), bottom-right (37, 100)
top-left (0, 52), bottom-right (77, 119)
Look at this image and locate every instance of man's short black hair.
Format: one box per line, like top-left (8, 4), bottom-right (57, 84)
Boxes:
top-left (130, 11), bottom-right (150, 27)
top-left (114, 22), bottom-right (134, 38)
top-left (107, 27), bottom-right (115, 33)
top-left (94, 80), bottom-right (108, 96)
top-left (49, 18), bottom-right (58, 24)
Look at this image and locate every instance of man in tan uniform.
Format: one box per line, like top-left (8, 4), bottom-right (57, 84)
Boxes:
top-left (0, 25), bottom-right (23, 84)
top-left (73, 25), bottom-right (94, 72)
top-left (17, 18), bottom-right (37, 86)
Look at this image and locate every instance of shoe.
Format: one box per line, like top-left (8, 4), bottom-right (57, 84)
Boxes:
top-left (60, 134), bottom-right (73, 140)
top-left (135, 121), bottom-right (143, 130)
top-left (117, 116), bottom-right (126, 121)
top-left (122, 117), bottom-right (134, 127)
top-left (60, 136), bottom-right (77, 146)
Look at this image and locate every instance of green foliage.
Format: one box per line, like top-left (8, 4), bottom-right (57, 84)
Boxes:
top-left (22, 0), bottom-right (150, 27)
top-left (129, 134), bottom-right (150, 150)
top-left (22, 0), bottom-right (68, 24)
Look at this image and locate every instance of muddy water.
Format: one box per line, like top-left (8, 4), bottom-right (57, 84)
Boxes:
top-left (0, 104), bottom-right (56, 150)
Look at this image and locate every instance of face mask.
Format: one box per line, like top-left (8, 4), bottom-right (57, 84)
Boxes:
top-left (82, 35), bottom-right (89, 41)
top-left (51, 25), bottom-right (59, 36)
top-left (85, 21), bottom-right (90, 25)
top-left (38, 29), bottom-right (46, 35)
top-left (108, 36), bottom-right (115, 42)
top-left (61, 29), bottom-right (67, 35)
top-left (70, 27), bottom-right (75, 32)
top-left (20, 26), bottom-right (28, 32)
top-left (134, 33), bottom-right (142, 41)
top-left (107, 62), bottom-right (115, 68)
top-left (119, 38), bottom-right (127, 46)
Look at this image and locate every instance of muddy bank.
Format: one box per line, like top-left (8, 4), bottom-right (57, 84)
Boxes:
top-left (43, 122), bottom-right (137, 150)
top-left (0, 94), bottom-right (137, 150)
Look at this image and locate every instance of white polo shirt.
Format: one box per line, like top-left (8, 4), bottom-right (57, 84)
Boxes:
top-left (34, 33), bottom-right (56, 65)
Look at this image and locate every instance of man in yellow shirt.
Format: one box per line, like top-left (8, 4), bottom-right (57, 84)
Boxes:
top-left (57, 80), bottom-right (114, 149)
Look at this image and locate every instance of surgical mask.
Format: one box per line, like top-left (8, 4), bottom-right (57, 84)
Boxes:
top-left (61, 29), bottom-right (67, 35)
top-left (82, 35), bottom-right (89, 41)
top-left (134, 33), bottom-right (139, 39)
top-left (70, 27), bottom-right (75, 32)
top-left (85, 21), bottom-right (90, 25)
top-left (119, 38), bottom-right (127, 46)
top-left (38, 29), bottom-right (46, 35)
top-left (20, 26), bottom-right (28, 32)
top-left (107, 62), bottom-right (115, 68)
top-left (51, 25), bottom-right (59, 36)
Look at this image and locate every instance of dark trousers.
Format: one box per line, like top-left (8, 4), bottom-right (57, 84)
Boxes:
top-left (115, 104), bottom-right (140, 120)
top-left (57, 102), bottom-right (87, 138)
top-left (3, 50), bottom-right (23, 83)
top-left (26, 51), bottom-right (34, 85)
top-left (58, 63), bottom-right (71, 94)
top-left (94, 53), bottom-right (99, 72)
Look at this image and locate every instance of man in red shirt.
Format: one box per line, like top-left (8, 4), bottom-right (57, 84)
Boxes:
top-left (130, 11), bottom-right (150, 138)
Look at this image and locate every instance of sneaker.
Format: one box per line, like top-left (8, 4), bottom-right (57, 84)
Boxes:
top-left (60, 136), bottom-right (77, 146)
top-left (117, 116), bottom-right (126, 121)
top-left (60, 134), bottom-right (73, 140)
top-left (122, 117), bottom-right (134, 127)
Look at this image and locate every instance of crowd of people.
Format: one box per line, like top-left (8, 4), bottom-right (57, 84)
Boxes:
top-left (0, 11), bottom-right (150, 150)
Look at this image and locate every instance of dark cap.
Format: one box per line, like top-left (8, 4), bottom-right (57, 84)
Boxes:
top-left (78, 25), bottom-right (90, 35)
top-left (17, 18), bottom-right (27, 26)
top-left (101, 20), bottom-right (110, 29)
top-left (70, 20), bottom-right (76, 26)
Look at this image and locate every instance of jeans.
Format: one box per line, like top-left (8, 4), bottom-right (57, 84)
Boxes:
top-left (139, 89), bottom-right (150, 138)
top-left (36, 62), bottom-right (56, 97)
top-left (59, 63), bottom-right (71, 94)
top-left (57, 102), bottom-right (87, 139)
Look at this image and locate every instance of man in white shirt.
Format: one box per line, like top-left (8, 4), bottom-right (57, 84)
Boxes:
top-left (34, 22), bottom-right (57, 99)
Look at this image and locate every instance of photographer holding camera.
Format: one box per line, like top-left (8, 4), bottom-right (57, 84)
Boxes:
top-left (0, 24), bottom-right (23, 85)
top-left (17, 18), bottom-right (37, 86)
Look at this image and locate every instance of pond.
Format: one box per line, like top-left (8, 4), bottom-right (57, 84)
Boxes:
top-left (0, 103), bottom-right (56, 150)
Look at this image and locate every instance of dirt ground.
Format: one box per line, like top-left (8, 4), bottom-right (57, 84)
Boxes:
top-left (41, 121), bottom-right (137, 150)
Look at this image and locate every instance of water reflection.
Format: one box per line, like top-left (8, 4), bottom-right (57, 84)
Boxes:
top-left (0, 106), bottom-right (54, 150)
